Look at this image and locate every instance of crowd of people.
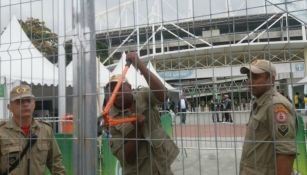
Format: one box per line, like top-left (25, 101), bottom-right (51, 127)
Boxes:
top-left (293, 92), bottom-right (307, 110)
top-left (210, 94), bottom-right (233, 123)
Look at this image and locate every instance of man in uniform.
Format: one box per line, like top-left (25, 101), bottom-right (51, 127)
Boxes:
top-left (105, 52), bottom-right (179, 175)
top-left (240, 59), bottom-right (297, 175)
top-left (0, 84), bottom-right (66, 175)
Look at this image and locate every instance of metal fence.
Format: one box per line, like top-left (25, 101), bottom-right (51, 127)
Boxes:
top-left (0, 0), bottom-right (307, 174)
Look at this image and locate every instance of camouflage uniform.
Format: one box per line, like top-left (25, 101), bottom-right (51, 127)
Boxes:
top-left (240, 90), bottom-right (297, 175)
top-left (0, 118), bottom-right (66, 175)
top-left (108, 88), bottom-right (179, 175)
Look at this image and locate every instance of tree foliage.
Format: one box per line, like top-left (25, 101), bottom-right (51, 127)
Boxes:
top-left (96, 39), bottom-right (112, 65)
top-left (65, 39), bottom-right (111, 65)
top-left (20, 17), bottom-right (111, 65)
top-left (19, 17), bottom-right (58, 63)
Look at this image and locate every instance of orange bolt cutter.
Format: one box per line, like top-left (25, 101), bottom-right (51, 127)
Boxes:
top-left (102, 62), bottom-right (137, 126)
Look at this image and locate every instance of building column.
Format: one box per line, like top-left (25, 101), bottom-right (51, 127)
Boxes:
top-left (288, 84), bottom-right (293, 101)
top-left (304, 48), bottom-right (307, 76)
top-left (212, 77), bottom-right (217, 98)
top-left (304, 48), bottom-right (307, 94)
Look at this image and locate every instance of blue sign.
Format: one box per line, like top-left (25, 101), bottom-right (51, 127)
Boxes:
top-left (159, 70), bottom-right (193, 80)
top-left (295, 63), bottom-right (304, 71)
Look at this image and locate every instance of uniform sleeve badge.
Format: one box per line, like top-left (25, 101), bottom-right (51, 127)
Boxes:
top-left (274, 104), bottom-right (289, 123)
top-left (277, 124), bottom-right (289, 136)
top-left (9, 154), bottom-right (18, 166)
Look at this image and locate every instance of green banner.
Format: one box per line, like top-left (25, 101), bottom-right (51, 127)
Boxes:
top-left (46, 134), bottom-right (73, 175)
top-left (293, 115), bottom-right (307, 175)
top-left (102, 137), bottom-right (119, 175)
top-left (0, 85), bottom-right (5, 97)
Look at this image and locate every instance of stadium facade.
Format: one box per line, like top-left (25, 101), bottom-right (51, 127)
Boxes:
top-left (95, 0), bottom-right (307, 102)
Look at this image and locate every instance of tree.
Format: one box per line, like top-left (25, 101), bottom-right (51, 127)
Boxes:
top-left (19, 18), bottom-right (58, 63)
top-left (65, 39), bottom-right (111, 65)
top-left (20, 17), bottom-right (111, 65)
top-left (96, 39), bottom-right (112, 65)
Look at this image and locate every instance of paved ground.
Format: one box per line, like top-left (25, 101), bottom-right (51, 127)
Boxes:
top-left (174, 124), bottom-right (246, 137)
top-left (170, 112), bottom-right (307, 175)
top-left (169, 112), bottom-right (247, 175)
top-left (171, 139), bottom-right (243, 175)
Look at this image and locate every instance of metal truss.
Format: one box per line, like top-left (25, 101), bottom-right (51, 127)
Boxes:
top-left (265, 0), bottom-right (307, 25)
top-left (97, 3), bottom-right (307, 98)
top-left (180, 78), bottom-right (249, 98)
top-left (103, 12), bottom-right (306, 71)
top-left (154, 49), bottom-right (305, 71)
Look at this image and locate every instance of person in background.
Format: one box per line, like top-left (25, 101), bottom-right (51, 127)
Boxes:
top-left (178, 95), bottom-right (189, 124)
top-left (169, 99), bottom-right (176, 114)
top-left (241, 97), bottom-right (246, 110)
top-left (298, 94), bottom-right (304, 110)
top-left (200, 99), bottom-right (205, 112)
top-left (162, 97), bottom-right (170, 111)
top-left (240, 59), bottom-right (297, 175)
top-left (222, 94), bottom-right (232, 123)
top-left (294, 92), bottom-right (299, 109)
top-left (210, 97), bottom-right (220, 122)
top-left (104, 52), bottom-right (179, 175)
top-left (190, 99), bottom-right (196, 112)
top-left (303, 94), bottom-right (307, 115)
top-left (0, 84), bottom-right (66, 175)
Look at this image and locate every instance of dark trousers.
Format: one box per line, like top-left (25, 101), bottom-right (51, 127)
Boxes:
top-left (224, 112), bottom-right (233, 122)
top-left (295, 104), bottom-right (299, 109)
top-left (180, 108), bottom-right (187, 124)
top-left (212, 111), bottom-right (220, 122)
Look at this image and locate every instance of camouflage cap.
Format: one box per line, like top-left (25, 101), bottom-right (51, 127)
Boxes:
top-left (240, 59), bottom-right (276, 76)
top-left (10, 84), bottom-right (35, 101)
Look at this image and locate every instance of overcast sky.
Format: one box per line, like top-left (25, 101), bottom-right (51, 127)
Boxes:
top-left (0, 0), bottom-right (106, 34)
top-left (0, 0), bottom-right (282, 34)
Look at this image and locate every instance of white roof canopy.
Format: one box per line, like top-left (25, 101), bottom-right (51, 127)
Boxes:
top-left (0, 16), bottom-right (58, 86)
top-left (297, 76), bottom-right (307, 84)
top-left (111, 52), bottom-right (148, 89)
top-left (66, 59), bottom-right (111, 87)
top-left (146, 61), bottom-right (176, 91)
top-left (111, 53), bottom-right (178, 91)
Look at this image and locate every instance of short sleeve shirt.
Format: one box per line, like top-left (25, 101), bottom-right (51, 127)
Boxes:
top-left (108, 88), bottom-right (179, 175)
top-left (240, 90), bottom-right (297, 175)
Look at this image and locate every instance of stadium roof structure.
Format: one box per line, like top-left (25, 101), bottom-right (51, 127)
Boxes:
top-left (96, 0), bottom-right (307, 97)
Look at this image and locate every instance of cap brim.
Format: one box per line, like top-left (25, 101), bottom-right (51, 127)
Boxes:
top-left (240, 65), bottom-right (266, 74)
top-left (11, 94), bottom-right (35, 101)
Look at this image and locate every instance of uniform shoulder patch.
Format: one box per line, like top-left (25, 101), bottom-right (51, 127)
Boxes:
top-left (274, 104), bottom-right (289, 123)
top-left (277, 124), bottom-right (289, 136)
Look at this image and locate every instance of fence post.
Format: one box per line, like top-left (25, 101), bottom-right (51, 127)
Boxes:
top-left (72, 0), bottom-right (97, 174)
